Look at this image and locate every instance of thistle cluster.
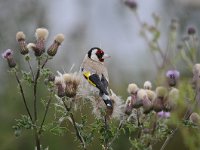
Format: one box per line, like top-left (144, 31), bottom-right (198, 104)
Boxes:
top-left (2, 28), bottom-right (65, 150)
top-left (16, 28), bottom-right (64, 57)
top-left (54, 72), bottom-right (81, 98)
top-left (125, 71), bottom-right (179, 119)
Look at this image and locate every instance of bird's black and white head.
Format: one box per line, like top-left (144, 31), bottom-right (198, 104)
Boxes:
top-left (87, 47), bottom-right (110, 63)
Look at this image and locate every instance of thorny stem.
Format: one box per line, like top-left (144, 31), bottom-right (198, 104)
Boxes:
top-left (27, 59), bottom-right (34, 81)
top-left (62, 98), bottom-right (86, 150)
top-left (34, 59), bottom-right (40, 121)
top-left (160, 128), bottom-right (178, 150)
top-left (108, 119), bottom-right (124, 147)
top-left (33, 58), bottom-right (40, 150)
top-left (14, 72), bottom-right (33, 122)
top-left (38, 94), bottom-right (53, 135)
top-left (41, 56), bottom-right (49, 69)
top-left (15, 71), bottom-right (40, 150)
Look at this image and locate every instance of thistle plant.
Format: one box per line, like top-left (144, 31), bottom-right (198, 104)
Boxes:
top-left (3, 28), bottom-right (65, 150)
top-left (2, 1), bottom-right (200, 150)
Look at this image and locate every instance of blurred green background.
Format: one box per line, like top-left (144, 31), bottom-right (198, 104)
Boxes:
top-left (1, 0), bottom-right (200, 149)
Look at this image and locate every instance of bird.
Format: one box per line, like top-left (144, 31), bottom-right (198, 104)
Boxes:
top-left (80, 47), bottom-right (113, 108)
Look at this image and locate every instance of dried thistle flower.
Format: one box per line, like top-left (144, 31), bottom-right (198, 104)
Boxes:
top-left (16, 31), bottom-right (29, 55)
top-left (127, 83), bottom-right (139, 95)
top-left (34, 28), bottom-right (49, 56)
top-left (144, 81), bottom-right (152, 90)
top-left (107, 89), bottom-right (123, 119)
top-left (189, 112), bottom-right (200, 125)
top-left (125, 98), bottom-right (133, 115)
top-left (47, 34), bottom-right (65, 56)
top-left (124, 0), bottom-right (137, 10)
top-left (63, 72), bottom-right (81, 98)
top-left (2, 49), bottom-right (16, 68)
top-left (166, 70), bottom-right (180, 87)
top-left (145, 90), bottom-right (156, 102)
top-left (54, 75), bottom-right (65, 97)
top-left (91, 90), bottom-right (123, 119)
top-left (133, 89), bottom-right (147, 108)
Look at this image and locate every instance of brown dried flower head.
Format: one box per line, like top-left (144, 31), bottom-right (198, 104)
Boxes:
top-left (127, 83), bottom-right (139, 95)
top-left (34, 28), bottom-right (49, 56)
top-left (47, 34), bottom-right (65, 56)
top-left (54, 75), bottom-right (65, 97)
top-left (16, 31), bottom-right (29, 55)
top-left (63, 72), bottom-right (81, 98)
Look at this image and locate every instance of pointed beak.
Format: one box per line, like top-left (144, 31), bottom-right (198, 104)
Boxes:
top-left (102, 54), bottom-right (111, 59)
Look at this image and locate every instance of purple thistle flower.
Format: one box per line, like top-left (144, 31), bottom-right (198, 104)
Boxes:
top-left (2, 49), bottom-right (16, 68)
top-left (2, 49), bottom-right (13, 59)
top-left (157, 111), bottom-right (170, 118)
top-left (166, 70), bottom-right (180, 79)
top-left (166, 70), bottom-right (180, 87)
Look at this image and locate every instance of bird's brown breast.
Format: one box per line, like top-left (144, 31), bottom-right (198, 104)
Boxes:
top-left (81, 56), bottom-right (109, 82)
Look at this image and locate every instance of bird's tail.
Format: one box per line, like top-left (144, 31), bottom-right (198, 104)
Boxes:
top-left (102, 93), bottom-right (113, 108)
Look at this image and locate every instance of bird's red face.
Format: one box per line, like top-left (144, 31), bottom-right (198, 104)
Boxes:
top-left (88, 47), bottom-right (110, 62)
top-left (95, 49), bottom-right (105, 62)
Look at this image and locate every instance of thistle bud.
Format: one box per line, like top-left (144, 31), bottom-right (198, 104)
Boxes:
top-left (16, 31), bottom-right (29, 55)
top-left (2, 49), bottom-right (16, 68)
top-left (164, 88), bottom-right (179, 111)
top-left (47, 34), bottom-right (65, 56)
top-left (189, 112), bottom-right (200, 125)
top-left (34, 28), bottom-right (49, 56)
top-left (156, 86), bottom-right (168, 99)
top-left (153, 87), bottom-right (168, 112)
top-left (63, 73), bottom-right (81, 98)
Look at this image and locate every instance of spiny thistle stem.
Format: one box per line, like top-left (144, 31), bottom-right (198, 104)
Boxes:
top-left (14, 72), bottom-right (33, 121)
top-left (27, 59), bottom-right (34, 81)
top-left (62, 98), bottom-right (86, 150)
top-left (41, 56), bottom-right (49, 69)
top-left (108, 119), bottom-right (124, 147)
top-left (34, 59), bottom-right (41, 121)
top-left (34, 129), bottom-right (41, 150)
top-left (38, 94), bottom-right (53, 135)
top-left (160, 128), bottom-right (178, 150)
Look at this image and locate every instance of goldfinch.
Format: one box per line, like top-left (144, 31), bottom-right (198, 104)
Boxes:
top-left (81, 47), bottom-right (112, 108)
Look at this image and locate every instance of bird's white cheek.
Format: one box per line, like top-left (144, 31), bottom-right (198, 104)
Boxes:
top-left (91, 55), bottom-right (99, 62)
